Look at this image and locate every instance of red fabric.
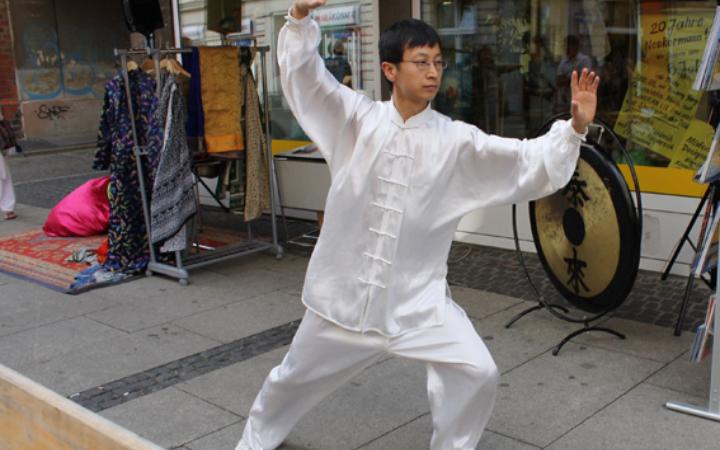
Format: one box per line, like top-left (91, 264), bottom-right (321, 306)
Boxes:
top-left (43, 176), bottom-right (110, 237)
top-left (96, 237), bottom-right (109, 264)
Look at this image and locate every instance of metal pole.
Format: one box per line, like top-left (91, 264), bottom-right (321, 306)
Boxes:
top-left (259, 47), bottom-right (283, 256)
top-left (119, 51), bottom-right (156, 266)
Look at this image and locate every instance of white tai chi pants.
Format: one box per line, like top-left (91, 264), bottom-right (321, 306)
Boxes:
top-left (236, 300), bottom-right (499, 450)
top-left (0, 151), bottom-right (15, 213)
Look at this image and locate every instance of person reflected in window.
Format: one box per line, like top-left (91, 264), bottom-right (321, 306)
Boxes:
top-left (598, 37), bottom-right (632, 124)
top-left (324, 40), bottom-right (352, 87)
top-left (554, 35), bottom-right (593, 114)
top-left (525, 35), bottom-right (557, 131)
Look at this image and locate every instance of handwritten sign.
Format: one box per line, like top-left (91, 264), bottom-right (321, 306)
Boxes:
top-left (669, 119), bottom-right (715, 169)
top-left (615, 8), bottom-right (714, 162)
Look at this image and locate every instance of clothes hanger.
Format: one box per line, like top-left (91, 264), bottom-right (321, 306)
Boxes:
top-left (141, 57), bottom-right (156, 73)
top-left (127, 60), bottom-right (139, 71)
top-left (159, 55), bottom-right (191, 78)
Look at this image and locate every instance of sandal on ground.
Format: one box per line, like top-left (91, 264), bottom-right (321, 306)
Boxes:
top-left (4, 212), bottom-right (17, 220)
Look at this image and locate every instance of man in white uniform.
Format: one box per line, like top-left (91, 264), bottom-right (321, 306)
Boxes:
top-left (236, 1), bottom-right (599, 449)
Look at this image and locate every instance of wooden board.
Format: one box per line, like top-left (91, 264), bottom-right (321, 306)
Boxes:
top-left (0, 364), bottom-right (164, 450)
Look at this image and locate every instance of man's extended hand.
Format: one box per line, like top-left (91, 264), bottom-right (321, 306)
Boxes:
top-left (570, 68), bottom-right (600, 134)
top-left (292, 0), bottom-right (327, 19)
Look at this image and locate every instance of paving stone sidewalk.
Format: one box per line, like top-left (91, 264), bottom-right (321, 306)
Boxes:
top-left (1, 205), bottom-right (719, 450)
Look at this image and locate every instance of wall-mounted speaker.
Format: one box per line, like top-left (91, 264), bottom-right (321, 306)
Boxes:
top-left (121, 0), bottom-right (164, 38)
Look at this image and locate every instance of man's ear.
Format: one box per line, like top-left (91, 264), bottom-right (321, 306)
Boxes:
top-left (381, 61), bottom-right (397, 84)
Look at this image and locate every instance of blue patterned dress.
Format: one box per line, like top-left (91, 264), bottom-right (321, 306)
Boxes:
top-left (94, 70), bottom-right (163, 273)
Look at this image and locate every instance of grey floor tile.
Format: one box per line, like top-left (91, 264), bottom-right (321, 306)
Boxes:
top-left (0, 307), bottom-right (70, 338)
top-left (181, 351), bottom-right (431, 450)
top-left (184, 418), bottom-right (312, 450)
top-left (12, 203), bottom-right (49, 213)
top-left (178, 346), bottom-right (289, 417)
top-left (488, 343), bottom-right (663, 447)
top-left (283, 357), bottom-right (429, 450)
top-left (93, 269), bottom-right (231, 305)
top-left (206, 252), bottom-right (308, 279)
top-left (0, 316), bottom-right (125, 370)
top-left (0, 219), bottom-right (43, 236)
top-left (450, 286), bottom-right (526, 321)
top-left (357, 414), bottom-right (540, 450)
top-left (356, 414), bottom-right (431, 450)
top-left (87, 284), bottom-right (241, 333)
top-left (546, 384), bottom-right (720, 450)
top-left (571, 317), bottom-right (693, 363)
top-left (646, 352), bottom-right (711, 398)
top-left (173, 291), bottom-right (305, 342)
top-left (471, 303), bottom-right (582, 373)
top-left (0, 276), bottom-right (70, 306)
top-left (100, 387), bottom-right (240, 449)
top-left (17, 324), bottom-right (219, 396)
top-left (0, 282), bottom-right (120, 337)
top-left (186, 420), bottom-right (245, 450)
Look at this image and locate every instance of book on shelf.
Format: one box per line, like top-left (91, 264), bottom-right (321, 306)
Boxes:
top-left (694, 6), bottom-right (720, 91)
top-left (691, 323), bottom-right (706, 362)
top-left (698, 296), bottom-right (716, 363)
top-left (691, 295), bottom-right (716, 363)
top-left (691, 206), bottom-right (720, 277)
top-left (695, 123), bottom-right (720, 184)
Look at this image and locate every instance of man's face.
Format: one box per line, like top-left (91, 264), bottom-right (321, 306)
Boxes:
top-left (384, 44), bottom-right (443, 104)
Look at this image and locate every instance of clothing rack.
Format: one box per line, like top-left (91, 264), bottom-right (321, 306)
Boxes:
top-left (114, 45), bottom-right (284, 286)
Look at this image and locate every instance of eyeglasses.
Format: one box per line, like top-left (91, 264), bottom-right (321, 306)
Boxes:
top-left (401, 60), bottom-right (448, 72)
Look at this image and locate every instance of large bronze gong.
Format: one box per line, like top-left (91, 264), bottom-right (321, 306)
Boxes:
top-left (529, 141), bottom-right (641, 314)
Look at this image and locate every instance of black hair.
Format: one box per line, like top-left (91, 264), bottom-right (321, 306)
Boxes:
top-left (379, 18), bottom-right (442, 89)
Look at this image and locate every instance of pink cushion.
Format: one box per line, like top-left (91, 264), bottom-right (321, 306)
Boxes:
top-left (43, 176), bottom-right (110, 237)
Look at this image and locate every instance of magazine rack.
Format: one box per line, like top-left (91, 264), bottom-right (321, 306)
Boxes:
top-left (666, 6), bottom-right (720, 420)
top-left (665, 276), bottom-right (720, 421)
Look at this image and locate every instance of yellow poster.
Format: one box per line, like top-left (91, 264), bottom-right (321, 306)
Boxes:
top-left (616, 8), bottom-right (714, 161)
top-left (669, 119), bottom-right (715, 169)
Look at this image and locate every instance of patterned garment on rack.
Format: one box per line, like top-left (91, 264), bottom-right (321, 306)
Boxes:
top-left (240, 61), bottom-right (271, 222)
top-left (199, 47), bottom-right (244, 152)
top-left (94, 69), bottom-right (163, 274)
top-left (150, 73), bottom-right (196, 252)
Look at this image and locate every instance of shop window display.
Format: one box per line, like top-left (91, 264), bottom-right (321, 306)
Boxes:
top-left (424, 0), bottom-right (717, 179)
top-left (266, 6), bottom-right (364, 142)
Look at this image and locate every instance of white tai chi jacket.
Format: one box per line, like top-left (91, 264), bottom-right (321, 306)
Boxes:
top-left (278, 12), bottom-right (586, 337)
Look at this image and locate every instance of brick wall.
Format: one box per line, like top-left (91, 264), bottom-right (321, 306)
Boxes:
top-left (0, 0), bottom-right (20, 136)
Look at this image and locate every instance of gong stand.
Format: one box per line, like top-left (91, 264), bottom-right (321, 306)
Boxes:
top-left (508, 203), bottom-right (627, 356)
top-left (506, 116), bottom-right (643, 356)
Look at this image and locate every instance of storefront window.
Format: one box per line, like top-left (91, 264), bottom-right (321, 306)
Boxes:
top-left (177, 2), bottom-right (366, 142)
top-left (268, 4), bottom-right (364, 141)
top-left (615, 1), bottom-right (716, 171)
top-left (424, 0), bottom-right (717, 181)
top-left (425, 0), bottom-right (622, 136)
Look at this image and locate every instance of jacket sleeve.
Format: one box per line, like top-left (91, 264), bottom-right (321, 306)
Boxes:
top-left (452, 119), bottom-right (586, 215)
top-left (277, 10), bottom-right (373, 176)
top-left (93, 79), bottom-right (115, 171)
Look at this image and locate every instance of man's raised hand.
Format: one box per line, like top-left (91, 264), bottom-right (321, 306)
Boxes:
top-left (292, 0), bottom-right (327, 19)
top-left (570, 68), bottom-right (600, 134)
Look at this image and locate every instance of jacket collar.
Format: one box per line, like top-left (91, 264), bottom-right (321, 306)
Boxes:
top-left (389, 98), bottom-right (434, 129)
